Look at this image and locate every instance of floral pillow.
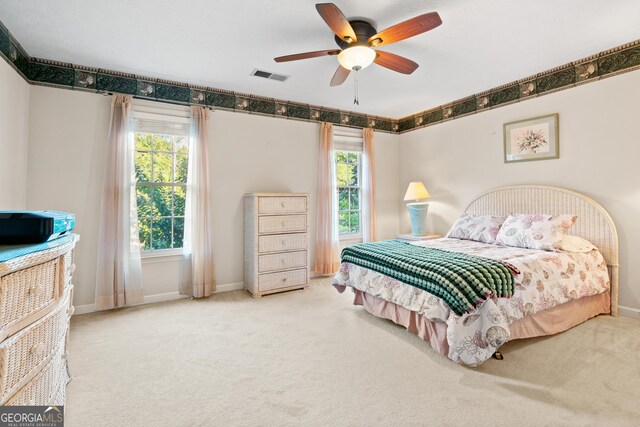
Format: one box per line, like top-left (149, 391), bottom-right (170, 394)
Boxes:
top-left (446, 213), bottom-right (506, 244)
top-left (495, 214), bottom-right (577, 251)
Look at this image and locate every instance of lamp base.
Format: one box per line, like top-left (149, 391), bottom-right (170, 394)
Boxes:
top-left (407, 203), bottom-right (429, 236)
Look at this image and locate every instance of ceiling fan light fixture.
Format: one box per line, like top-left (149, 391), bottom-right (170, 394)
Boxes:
top-left (338, 46), bottom-right (376, 70)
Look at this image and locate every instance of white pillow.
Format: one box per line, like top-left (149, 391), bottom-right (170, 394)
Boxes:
top-left (560, 235), bottom-right (596, 253)
top-left (495, 213), bottom-right (577, 251)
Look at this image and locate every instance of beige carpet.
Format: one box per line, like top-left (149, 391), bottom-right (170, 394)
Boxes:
top-left (67, 279), bottom-right (640, 426)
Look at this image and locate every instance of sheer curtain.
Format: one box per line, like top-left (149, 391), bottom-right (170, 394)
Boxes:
top-left (361, 128), bottom-right (377, 242)
top-left (180, 106), bottom-right (216, 298)
top-left (314, 122), bottom-right (340, 275)
top-left (95, 94), bottom-right (144, 310)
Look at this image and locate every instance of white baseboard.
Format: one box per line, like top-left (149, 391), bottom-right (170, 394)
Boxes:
top-left (215, 281), bottom-right (244, 293)
top-left (141, 291), bottom-right (184, 305)
top-left (618, 305), bottom-right (640, 319)
top-left (73, 303), bottom-right (98, 315)
top-left (73, 281), bottom-right (245, 315)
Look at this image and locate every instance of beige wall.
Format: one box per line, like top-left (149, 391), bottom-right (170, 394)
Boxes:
top-left (0, 60), bottom-right (29, 209)
top-left (26, 88), bottom-right (110, 307)
top-left (23, 68), bottom-right (639, 315)
top-left (26, 87), bottom-right (401, 307)
top-left (399, 70), bottom-right (640, 314)
top-left (208, 111), bottom-right (401, 286)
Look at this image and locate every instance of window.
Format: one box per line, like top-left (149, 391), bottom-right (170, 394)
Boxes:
top-left (333, 126), bottom-right (363, 239)
top-left (335, 151), bottom-right (361, 235)
top-left (133, 110), bottom-right (190, 252)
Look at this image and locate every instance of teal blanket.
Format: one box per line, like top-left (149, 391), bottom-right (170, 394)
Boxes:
top-left (340, 240), bottom-right (514, 316)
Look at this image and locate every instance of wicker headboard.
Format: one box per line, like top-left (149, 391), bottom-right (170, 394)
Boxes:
top-left (464, 185), bottom-right (619, 317)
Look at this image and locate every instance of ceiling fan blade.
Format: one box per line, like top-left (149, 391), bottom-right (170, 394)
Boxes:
top-left (374, 51), bottom-right (419, 74)
top-left (368, 12), bottom-right (442, 47)
top-left (330, 66), bottom-right (351, 86)
top-left (316, 3), bottom-right (357, 43)
top-left (274, 49), bottom-right (341, 62)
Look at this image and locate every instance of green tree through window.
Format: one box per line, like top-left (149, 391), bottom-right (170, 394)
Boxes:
top-left (134, 133), bottom-right (188, 251)
top-left (335, 151), bottom-right (361, 235)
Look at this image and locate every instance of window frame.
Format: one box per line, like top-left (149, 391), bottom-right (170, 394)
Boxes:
top-left (332, 126), bottom-right (364, 244)
top-left (334, 149), bottom-right (362, 241)
top-left (133, 108), bottom-right (191, 257)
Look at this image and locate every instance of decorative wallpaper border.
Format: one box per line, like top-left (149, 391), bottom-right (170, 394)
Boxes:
top-left (0, 20), bottom-right (397, 134)
top-left (1, 19), bottom-right (639, 134)
top-left (397, 40), bottom-right (640, 133)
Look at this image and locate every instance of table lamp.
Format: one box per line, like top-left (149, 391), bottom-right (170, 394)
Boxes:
top-left (403, 182), bottom-right (431, 235)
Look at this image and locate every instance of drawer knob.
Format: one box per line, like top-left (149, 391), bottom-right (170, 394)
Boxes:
top-left (282, 278), bottom-right (288, 283)
top-left (280, 259), bottom-right (286, 265)
top-left (281, 221), bottom-right (286, 227)
top-left (30, 343), bottom-right (45, 356)
top-left (28, 286), bottom-right (42, 296)
top-left (281, 202), bottom-right (286, 208)
top-left (281, 239), bottom-right (286, 246)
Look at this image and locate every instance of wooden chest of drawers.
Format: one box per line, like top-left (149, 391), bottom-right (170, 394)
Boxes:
top-left (0, 235), bottom-right (77, 406)
top-left (244, 193), bottom-right (309, 297)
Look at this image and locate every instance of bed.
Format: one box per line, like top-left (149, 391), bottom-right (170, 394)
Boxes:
top-left (333, 185), bottom-right (619, 366)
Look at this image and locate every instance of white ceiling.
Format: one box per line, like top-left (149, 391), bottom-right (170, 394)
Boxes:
top-left (1, 0), bottom-right (640, 117)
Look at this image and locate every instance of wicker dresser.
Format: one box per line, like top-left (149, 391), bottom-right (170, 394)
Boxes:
top-left (244, 193), bottom-right (309, 297)
top-left (0, 234), bottom-right (78, 406)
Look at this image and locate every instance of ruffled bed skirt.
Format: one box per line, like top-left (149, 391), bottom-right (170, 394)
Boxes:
top-left (352, 290), bottom-right (610, 358)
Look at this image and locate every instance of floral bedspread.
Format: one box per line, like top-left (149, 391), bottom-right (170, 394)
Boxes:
top-left (333, 238), bottom-right (610, 366)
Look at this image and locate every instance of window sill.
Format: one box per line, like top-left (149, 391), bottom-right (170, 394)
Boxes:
top-left (339, 234), bottom-right (362, 247)
top-left (141, 249), bottom-right (185, 264)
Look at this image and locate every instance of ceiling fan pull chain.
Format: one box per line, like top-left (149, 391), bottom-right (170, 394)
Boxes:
top-left (354, 68), bottom-right (359, 105)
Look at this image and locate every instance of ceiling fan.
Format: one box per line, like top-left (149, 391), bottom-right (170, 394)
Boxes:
top-left (274, 3), bottom-right (442, 87)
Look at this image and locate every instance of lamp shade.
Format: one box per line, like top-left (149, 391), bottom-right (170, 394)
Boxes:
top-left (403, 182), bottom-right (431, 202)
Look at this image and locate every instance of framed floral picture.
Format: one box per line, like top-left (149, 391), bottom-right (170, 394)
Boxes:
top-left (503, 113), bottom-right (559, 163)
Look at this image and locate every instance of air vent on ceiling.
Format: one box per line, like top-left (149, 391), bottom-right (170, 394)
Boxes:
top-left (251, 69), bottom-right (289, 82)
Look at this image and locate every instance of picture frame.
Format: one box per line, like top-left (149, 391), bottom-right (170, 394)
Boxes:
top-left (503, 113), bottom-right (559, 163)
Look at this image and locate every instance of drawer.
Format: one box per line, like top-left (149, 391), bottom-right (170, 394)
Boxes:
top-left (0, 287), bottom-right (72, 404)
top-left (258, 196), bottom-right (307, 214)
top-left (6, 344), bottom-right (67, 406)
top-left (258, 269), bottom-right (307, 292)
top-left (258, 233), bottom-right (308, 253)
top-left (0, 259), bottom-right (60, 341)
top-left (258, 215), bottom-right (307, 234)
top-left (258, 251), bottom-right (307, 273)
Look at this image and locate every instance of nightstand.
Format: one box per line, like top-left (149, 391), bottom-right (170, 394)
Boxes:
top-left (395, 234), bottom-right (442, 242)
